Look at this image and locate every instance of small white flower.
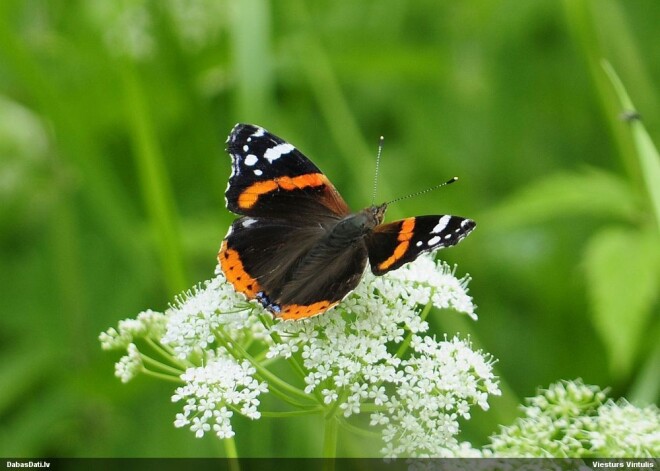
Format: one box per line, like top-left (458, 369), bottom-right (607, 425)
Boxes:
top-left (100, 309), bottom-right (167, 350)
top-left (487, 379), bottom-right (660, 457)
top-left (114, 343), bottom-right (143, 383)
top-left (161, 272), bottom-right (266, 360)
top-left (191, 416), bottom-right (211, 438)
top-left (322, 388), bottom-right (338, 404)
top-left (172, 355), bottom-right (267, 440)
top-left (369, 386), bottom-right (388, 406)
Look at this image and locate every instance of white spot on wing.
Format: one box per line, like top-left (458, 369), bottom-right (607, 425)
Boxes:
top-left (264, 143), bottom-right (294, 163)
top-left (243, 145), bottom-right (249, 152)
top-left (427, 236), bottom-right (441, 246)
top-left (416, 241), bottom-right (423, 247)
top-left (252, 127), bottom-right (265, 137)
top-left (432, 215), bottom-right (451, 234)
top-left (244, 154), bottom-right (258, 166)
top-left (242, 218), bottom-right (257, 227)
top-left (254, 169), bottom-right (263, 176)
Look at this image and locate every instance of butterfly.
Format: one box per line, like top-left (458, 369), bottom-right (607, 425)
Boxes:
top-left (219, 124), bottom-right (476, 320)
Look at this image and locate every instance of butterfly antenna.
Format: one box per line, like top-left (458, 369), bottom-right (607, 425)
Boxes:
top-left (371, 136), bottom-right (385, 205)
top-left (386, 177), bottom-right (458, 205)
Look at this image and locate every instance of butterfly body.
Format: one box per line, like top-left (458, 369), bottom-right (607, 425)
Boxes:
top-left (219, 124), bottom-right (475, 320)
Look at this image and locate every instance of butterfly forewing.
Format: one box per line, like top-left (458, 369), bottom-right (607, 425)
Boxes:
top-left (225, 124), bottom-right (350, 219)
top-left (368, 215), bottom-right (476, 275)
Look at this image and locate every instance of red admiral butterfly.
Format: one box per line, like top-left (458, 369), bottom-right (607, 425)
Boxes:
top-left (219, 124), bottom-right (476, 320)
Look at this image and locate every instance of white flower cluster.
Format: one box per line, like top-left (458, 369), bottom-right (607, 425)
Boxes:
top-left (100, 268), bottom-right (271, 439)
top-left (377, 335), bottom-right (499, 457)
top-left (100, 309), bottom-right (167, 383)
top-left (172, 353), bottom-right (268, 439)
top-left (114, 343), bottom-right (143, 383)
top-left (160, 268), bottom-right (268, 360)
top-left (270, 255), bottom-right (499, 457)
top-left (487, 379), bottom-right (660, 457)
top-left (588, 399), bottom-right (660, 456)
top-left (99, 309), bottom-right (167, 350)
top-left (102, 254), bottom-right (500, 455)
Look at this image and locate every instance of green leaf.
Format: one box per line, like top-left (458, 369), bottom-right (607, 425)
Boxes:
top-left (479, 169), bottom-right (640, 230)
top-left (584, 227), bottom-right (660, 378)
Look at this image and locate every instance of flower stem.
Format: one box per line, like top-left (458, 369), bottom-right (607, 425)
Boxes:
top-left (223, 437), bottom-right (241, 471)
top-left (142, 369), bottom-right (185, 384)
top-left (140, 353), bottom-right (184, 376)
top-left (322, 414), bottom-right (339, 464)
top-left (338, 418), bottom-right (380, 438)
top-left (259, 408), bottom-right (323, 418)
top-left (145, 337), bottom-right (189, 369)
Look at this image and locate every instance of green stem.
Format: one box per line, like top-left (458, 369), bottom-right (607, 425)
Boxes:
top-left (259, 408), bottom-right (323, 418)
top-left (264, 380), bottom-right (319, 409)
top-left (145, 338), bottom-right (190, 370)
top-left (223, 437), bottom-right (240, 471)
top-left (121, 63), bottom-right (187, 295)
top-left (142, 369), bottom-right (185, 384)
top-left (324, 388), bottom-right (349, 419)
top-left (338, 418), bottom-right (381, 438)
top-left (140, 354), bottom-right (184, 376)
top-left (357, 403), bottom-right (387, 413)
top-left (322, 414), bottom-right (339, 462)
top-left (602, 60), bottom-right (660, 231)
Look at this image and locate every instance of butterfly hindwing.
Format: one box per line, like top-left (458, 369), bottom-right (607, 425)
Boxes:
top-left (368, 215), bottom-right (476, 275)
top-left (219, 215), bottom-right (366, 320)
top-left (225, 124), bottom-right (349, 219)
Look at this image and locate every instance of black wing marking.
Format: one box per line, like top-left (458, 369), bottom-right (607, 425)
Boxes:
top-left (224, 124), bottom-right (350, 219)
top-left (367, 215), bottom-right (476, 275)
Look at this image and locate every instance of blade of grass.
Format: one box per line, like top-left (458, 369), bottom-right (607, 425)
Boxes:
top-left (562, 0), bottom-right (639, 185)
top-left (286, 0), bottom-right (393, 206)
top-left (602, 60), bottom-right (660, 231)
top-left (121, 63), bottom-right (188, 295)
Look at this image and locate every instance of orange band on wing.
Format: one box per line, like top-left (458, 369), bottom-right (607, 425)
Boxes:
top-left (218, 240), bottom-right (262, 298)
top-left (378, 217), bottom-right (415, 271)
top-left (238, 173), bottom-right (329, 209)
top-left (280, 300), bottom-right (338, 320)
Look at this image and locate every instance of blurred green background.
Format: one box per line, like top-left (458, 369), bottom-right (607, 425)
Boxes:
top-left (1, 0), bottom-right (658, 458)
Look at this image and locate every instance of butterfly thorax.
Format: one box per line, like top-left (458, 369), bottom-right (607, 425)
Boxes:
top-left (325, 203), bottom-right (387, 247)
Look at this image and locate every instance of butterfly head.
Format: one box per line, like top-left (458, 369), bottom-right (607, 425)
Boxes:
top-left (361, 203), bottom-right (387, 231)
